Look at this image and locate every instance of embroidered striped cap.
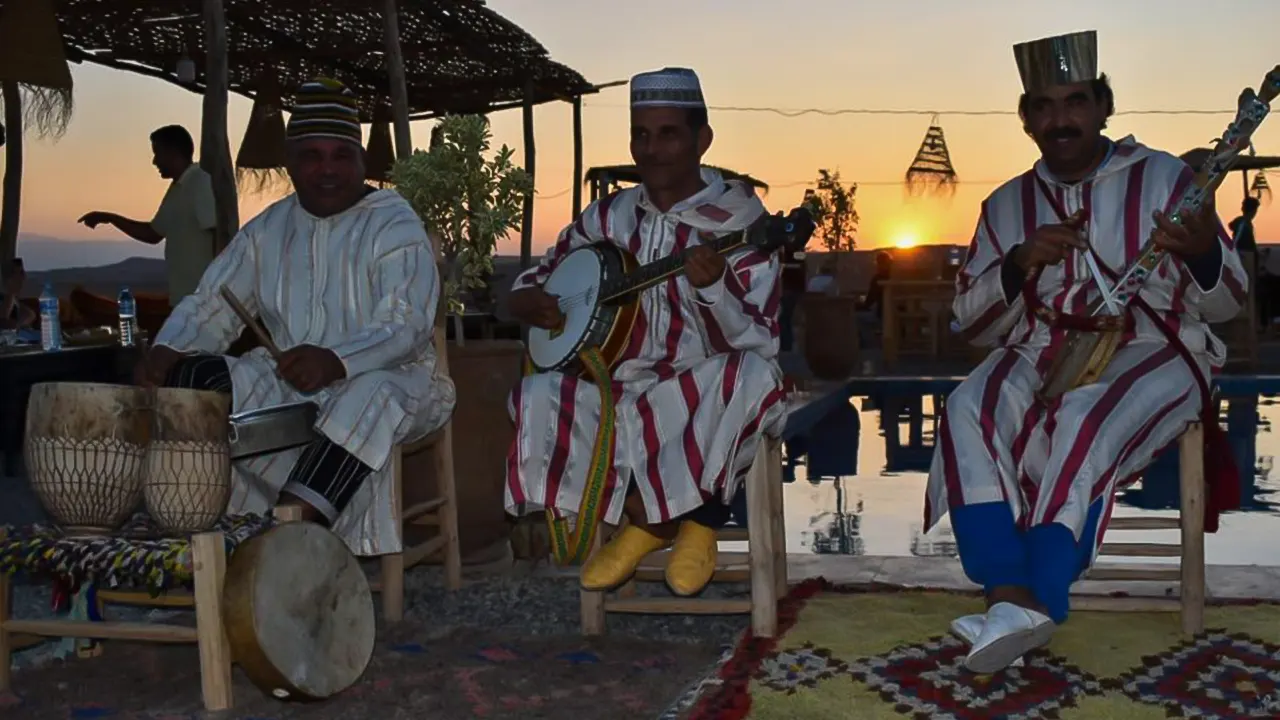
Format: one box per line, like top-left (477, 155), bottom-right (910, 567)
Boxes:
top-left (286, 77), bottom-right (362, 145)
top-left (630, 67), bottom-right (705, 109)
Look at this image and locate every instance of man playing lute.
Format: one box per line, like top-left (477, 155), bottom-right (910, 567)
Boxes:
top-left (505, 67), bottom-right (788, 597)
top-left (931, 30), bottom-right (1250, 673)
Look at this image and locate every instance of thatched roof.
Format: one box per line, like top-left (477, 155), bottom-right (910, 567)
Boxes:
top-left (586, 164), bottom-right (770, 192)
top-left (46, 0), bottom-right (596, 120)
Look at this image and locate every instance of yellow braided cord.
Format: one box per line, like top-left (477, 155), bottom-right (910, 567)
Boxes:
top-left (528, 348), bottom-right (617, 566)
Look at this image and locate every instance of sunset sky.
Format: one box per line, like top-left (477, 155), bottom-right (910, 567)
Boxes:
top-left (9, 0), bottom-right (1280, 260)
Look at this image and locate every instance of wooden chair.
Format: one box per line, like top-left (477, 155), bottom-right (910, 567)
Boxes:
top-left (1073, 422), bottom-right (1206, 635)
top-left (0, 529), bottom-right (236, 711)
top-left (374, 298), bottom-right (462, 623)
top-left (580, 437), bottom-right (788, 637)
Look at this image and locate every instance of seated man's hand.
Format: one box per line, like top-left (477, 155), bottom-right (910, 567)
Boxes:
top-left (134, 344), bottom-right (183, 388)
top-left (508, 287), bottom-right (564, 330)
top-left (277, 344), bottom-right (347, 394)
top-left (684, 245), bottom-right (726, 289)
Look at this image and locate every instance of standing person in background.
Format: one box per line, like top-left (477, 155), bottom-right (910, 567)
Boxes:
top-left (1229, 196), bottom-right (1260, 253)
top-left (856, 251), bottom-right (893, 349)
top-left (779, 243), bottom-right (807, 351)
top-left (76, 125), bottom-right (217, 307)
top-left (0, 259), bottom-right (35, 330)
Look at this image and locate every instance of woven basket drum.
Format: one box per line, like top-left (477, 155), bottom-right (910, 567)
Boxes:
top-left (24, 382), bottom-right (150, 535)
top-left (143, 388), bottom-right (233, 533)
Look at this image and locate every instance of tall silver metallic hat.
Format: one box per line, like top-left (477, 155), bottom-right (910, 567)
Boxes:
top-left (1013, 30), bottom-right (1098, 93)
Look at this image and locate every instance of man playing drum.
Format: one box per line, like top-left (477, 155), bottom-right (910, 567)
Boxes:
top-left (505, 68), bottom-right (786, 597)
top-left (135, 78), bottom-right (456, 555)
top-left (929, 30), bottom-right (1248, 672)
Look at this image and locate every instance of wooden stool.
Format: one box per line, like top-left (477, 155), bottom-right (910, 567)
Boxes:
top-left (0, 529), bottom-right (235, 711)
top-left (1073, 422), bottom-right (1207, 635)
top-left (580, 437), bottom-right (788, 638)
top-left (374, 303), bottom-right (462, 623)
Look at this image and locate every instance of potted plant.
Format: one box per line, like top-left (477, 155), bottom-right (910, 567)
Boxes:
top-left (389, 114), bottom-right (533, 563)
top-left (800, 168), bottom-right (864, 379)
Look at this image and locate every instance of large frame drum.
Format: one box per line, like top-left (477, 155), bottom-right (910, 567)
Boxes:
top-left (224, 521), bottom-right (375, 701)
top-left (24, 382), bottom-right (150, 535)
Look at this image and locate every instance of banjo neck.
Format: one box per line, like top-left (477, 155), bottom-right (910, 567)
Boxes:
top-left (600, 230), bottom-right (753, 303)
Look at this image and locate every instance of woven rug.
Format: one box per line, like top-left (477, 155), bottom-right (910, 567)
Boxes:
top-left (676, 579), bottom-right (1280, 719)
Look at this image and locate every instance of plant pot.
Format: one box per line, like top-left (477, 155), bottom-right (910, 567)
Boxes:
top-left (801, 293), bottom-right (861, 380)
top-left (401, 338), bottom-right (524, 563)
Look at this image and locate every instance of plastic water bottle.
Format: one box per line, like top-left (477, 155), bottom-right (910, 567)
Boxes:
top-left (39, 283), bottom-right (61, 352)
top-left (117, 287), bottom-right (137, 347)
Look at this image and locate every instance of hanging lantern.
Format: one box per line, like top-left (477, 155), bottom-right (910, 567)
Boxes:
top-left (1251, 170), bottom-right (1272, 205)
top-left (904, 115), bottom-right (958, 198)
top-left (235, 78), bottom-right (290, 196)
top-left (175, 56), bottom-right (196, 83)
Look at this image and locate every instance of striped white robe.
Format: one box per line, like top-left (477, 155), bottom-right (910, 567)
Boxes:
top-left (506, 169), bottom-right (787, 526)
top-left (925, 136), bottom-right (1248, 562)
top-left (155, 190), bottom-right (457, 556)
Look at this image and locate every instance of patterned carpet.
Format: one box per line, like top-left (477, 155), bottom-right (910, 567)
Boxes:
top-left (676, 579), bottom-right (1280, 719)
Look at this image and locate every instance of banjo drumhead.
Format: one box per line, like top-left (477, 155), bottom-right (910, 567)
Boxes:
top-left (528, 248), bottom-right (604, 371)
top-left (224, 522), bottom-right (375, 700)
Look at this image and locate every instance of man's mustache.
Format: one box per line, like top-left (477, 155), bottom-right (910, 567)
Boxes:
top-left (1046, 127), bottom-right (1082, 141)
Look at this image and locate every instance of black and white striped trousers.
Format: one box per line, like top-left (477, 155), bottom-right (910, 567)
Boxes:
top-left (163, 354), bottom-right (372, 524)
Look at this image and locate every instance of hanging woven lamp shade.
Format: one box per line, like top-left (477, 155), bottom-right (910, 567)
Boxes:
top-left (1251, 170), bottom-right (1271, 205)
top-left (0, 0), bottom-right (74, 137)
top-left (235, 79), bottom-right (290, 196)
top-left (904, 116), bottom-right (958, 198)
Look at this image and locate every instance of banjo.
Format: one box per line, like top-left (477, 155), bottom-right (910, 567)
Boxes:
top-left (526, 206), bottom-right (816, 374)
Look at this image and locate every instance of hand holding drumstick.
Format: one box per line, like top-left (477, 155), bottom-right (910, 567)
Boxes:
top-left (220, 286), bottom-right (347, 393)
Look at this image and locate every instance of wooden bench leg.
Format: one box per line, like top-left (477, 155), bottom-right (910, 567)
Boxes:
top-left (580, 528), bottom-right (606, 636)
top-left (381, 553), bottom-right (406, 623)
top-left (747, 443), bottom-right (778, 638)
top-left (1179, 423), bottom-right (1206, 636)
top-left (192, 531), bottom-right (233, 712)
top-left (0, 568), bottom-right (10, 694)
top-left (433, 424), bottom-right (463, 592)
top-left (765, 439), bottom-right (788, 599)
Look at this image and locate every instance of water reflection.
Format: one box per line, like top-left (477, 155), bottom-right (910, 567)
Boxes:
top-left (781, 391), bottom-right (1280, 565)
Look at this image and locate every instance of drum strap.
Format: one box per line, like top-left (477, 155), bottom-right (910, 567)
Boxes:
top-left (522, 347), bottom-right (616, 565)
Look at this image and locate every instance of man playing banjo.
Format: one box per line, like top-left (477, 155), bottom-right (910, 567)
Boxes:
top-left (135, 78), bottom-right (456, 555)
top-left (931, 30), bottom-right (1250, 673)
top-left (505, 67), bottom-right (787, 597)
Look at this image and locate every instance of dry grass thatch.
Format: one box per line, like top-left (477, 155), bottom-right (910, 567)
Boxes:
top-left (41, 0), bottom-right (596, 120)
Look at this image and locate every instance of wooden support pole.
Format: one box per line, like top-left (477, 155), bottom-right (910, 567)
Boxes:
top-left (571, 95), bottom-right (583, 218)
top-left (200, 0), bottom-right (239, 257)
top-left (519, 79), bottom-right (536, 270)
top-left (0, 81), bottom-right (21, 270)
top-left (381, 0), bottom-right (413, 159)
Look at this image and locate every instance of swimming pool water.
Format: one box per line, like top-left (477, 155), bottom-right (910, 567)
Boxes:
top-left (779, 394), bottom-right (1280, 566)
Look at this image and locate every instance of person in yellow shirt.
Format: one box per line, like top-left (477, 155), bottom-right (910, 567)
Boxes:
top-left (78, 125), bottom-right (216, 306)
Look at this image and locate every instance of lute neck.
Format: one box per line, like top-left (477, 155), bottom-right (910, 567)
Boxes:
top-left (602, 230), bottom-right (750, 303)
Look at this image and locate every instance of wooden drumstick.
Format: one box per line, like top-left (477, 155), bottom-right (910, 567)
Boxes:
top-left (219, 286), bottom-right (282, 361)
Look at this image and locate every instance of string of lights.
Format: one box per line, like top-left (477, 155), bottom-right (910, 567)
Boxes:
top-left (530, 178), bottom-right (1011, 198)
top-left (581, 101), bottom-right (1235, 118)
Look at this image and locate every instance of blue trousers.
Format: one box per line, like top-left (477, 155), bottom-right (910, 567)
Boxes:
top-left (950, 499), bottom-right (1106, 624)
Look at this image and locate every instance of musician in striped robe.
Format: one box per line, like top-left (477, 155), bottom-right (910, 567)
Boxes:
top-left (135, 78), bottom-right (456, 556)
top-left (505, 67), bottom-right (786, 596)
top-left (927, 31), bottom-right (1248, 672)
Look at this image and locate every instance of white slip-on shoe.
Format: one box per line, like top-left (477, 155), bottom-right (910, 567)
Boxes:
top-left (950, 614), bottom-right (986, 645)
top-left (949, 613), bottom-right (1024, 666)
top-left (963, 602), bottom-right (1053, 674)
